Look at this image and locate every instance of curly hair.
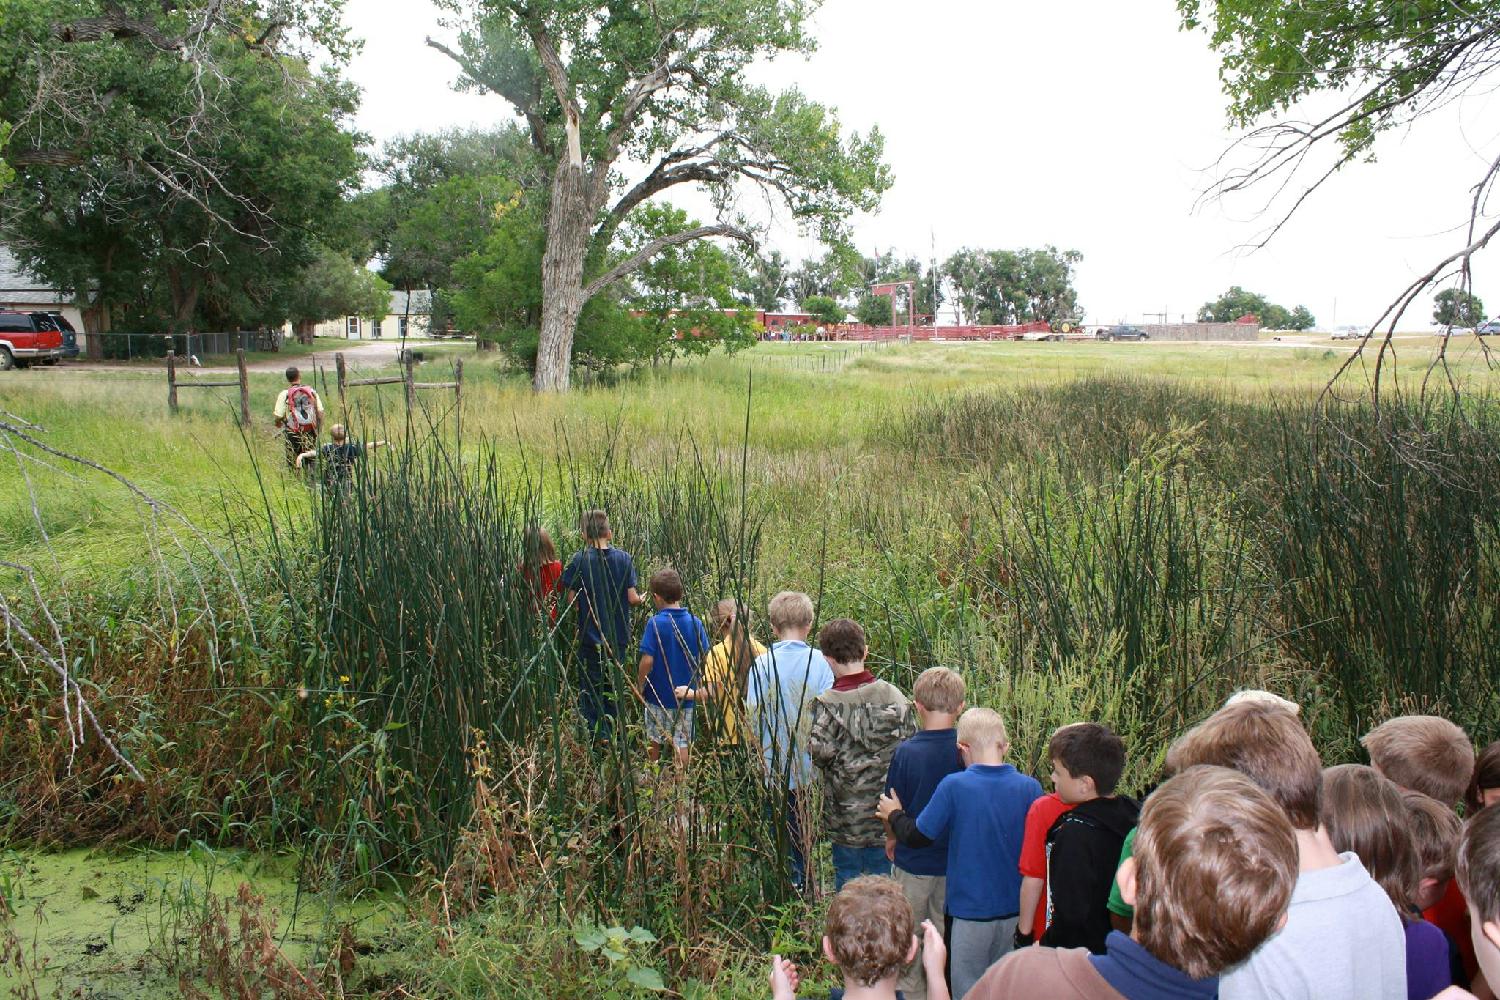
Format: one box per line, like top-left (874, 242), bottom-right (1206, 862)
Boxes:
top-left (824, 877), bottom-right (913, 988)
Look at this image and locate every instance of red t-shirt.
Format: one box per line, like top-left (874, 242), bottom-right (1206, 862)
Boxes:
top-left (521, 560), bottom-right (563, 619)
top-left (1424, 877), bottom-right (1477, 981)
top-left (1020, 792), bottom-right (1073, 935)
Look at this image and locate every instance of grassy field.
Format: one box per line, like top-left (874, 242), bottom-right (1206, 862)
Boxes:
top-left (0, 336), bottom-right (1497, 998)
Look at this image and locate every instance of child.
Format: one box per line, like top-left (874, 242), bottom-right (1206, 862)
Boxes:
top-left (877, 707), bottom-right (1042, 1000)
top-left (674, 599), bottom-right (766, 745)
top-left (293, 423), bottom-right (386, 486)
top-left (1363, 716), bottom-right (1476, 809)
top-left (1322, 764), bottom-right (1453, 999)
top-left (1469, 742), bottom-right (1500, 815)
top-left (560, 509), bottom-right (643, 737)
top-left (769, 875), bottom-right (949, 1000)
top-left (273, 365), bottom-right (323, 469)
top-left (808, 618), bottom-right (915, 890)
top-left (1452, 806), bottom-right (1500, 997)
top-left (636, 567), bottom-right (709, 768)
top-left (884, 667), bottom-right (966, 1000)
top-left (967, 765), bottom-right (1301, 999)
top-left (745, 591), bottom-right (834, 888)
top-left (1405, 790), bottom-right (1471, 990)
top-left (519, 524), bottom-right (562, 620)
top-left (1165, 699), bottom-right (1405, 1000)
top-left (1015, 725), bottom-right (1081, 949)
top-left (1036, 723), bottom-right (1139, 955)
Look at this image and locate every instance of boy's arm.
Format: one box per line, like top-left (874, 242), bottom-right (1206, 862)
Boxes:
top-left (294, 449), bottom-right (316, 469)
top-left (1016, 876), bottom-right (1044, 937)
top-left (636, 654), bottom-right (653, 695)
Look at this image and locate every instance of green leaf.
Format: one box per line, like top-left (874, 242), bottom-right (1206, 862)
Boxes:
top-left (627, 926), bottom-right (656, 944)
top-left (625, 966), bottom-right (667, 992)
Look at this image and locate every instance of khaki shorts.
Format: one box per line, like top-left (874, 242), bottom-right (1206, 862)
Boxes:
top-left (645, 705), bottom-right (694, 748)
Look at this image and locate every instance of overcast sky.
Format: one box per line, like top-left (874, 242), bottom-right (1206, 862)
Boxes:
top-left (343, 0), bottom-right (1500, 328)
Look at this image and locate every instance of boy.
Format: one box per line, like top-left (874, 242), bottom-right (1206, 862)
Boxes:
top-left (808, 618), bottom-right (915, 890)
top-left (1015, 724), bottom-right (1081, 950)
top-left (294, 423), bottom-right (387, 486)
top-left (1037, 723), bottom-right (1140, 955)
top-left (769, 875), bottom-right (949, 1000)
top-left (877, 707), bottom-right (1042, 1000)
top-left (674, 598), bottom-right (766, 745)
top-left (560, 509), bottom-right (643, 738)
top-left (1451, 806), bottom-right (1500, 999)
top-left (636, 567), bottom-right (709, 768)
top-left (967, 765), bottom-right (1301, 999)
top-left (1406, 789), bottom-right (1472, 989)
top-left (745, 591), bottom-right (834, 888)
top-left (1165, 699), bottom-right (1405, 1000)
top-left (884, 667), bottom-right (966, 1000)
top-left (272, 365), bottom-right (323, 469)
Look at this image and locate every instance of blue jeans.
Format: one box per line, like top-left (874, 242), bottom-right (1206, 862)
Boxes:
top-left (577, 642), bottom-right (618, 739)
top-left (832, 844), bottom-right (891, 890)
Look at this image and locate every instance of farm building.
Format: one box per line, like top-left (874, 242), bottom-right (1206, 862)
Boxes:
top-left (300, 289), bottom-right (435, 340)
top-left (0, 246), bottom-right (86, 333)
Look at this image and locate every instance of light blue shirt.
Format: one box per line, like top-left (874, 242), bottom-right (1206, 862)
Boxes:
top-left (744, 640), bottom-right (834, 789)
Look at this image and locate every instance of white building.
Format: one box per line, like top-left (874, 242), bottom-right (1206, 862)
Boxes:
top-left (305, 289), bottom-right (434, 340)
top-left (0, 247), bottom-right (86, 333)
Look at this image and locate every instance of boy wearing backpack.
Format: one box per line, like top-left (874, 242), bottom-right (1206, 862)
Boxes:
top-left (273, 366), bottom-right (324, 469)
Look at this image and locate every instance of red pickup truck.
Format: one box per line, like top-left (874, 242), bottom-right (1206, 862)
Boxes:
top-left (0, 311), bottom-right (64, 370)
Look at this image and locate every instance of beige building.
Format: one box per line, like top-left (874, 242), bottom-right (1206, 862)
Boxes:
top-left (0, 247), bottom-right (86, 333)
top-left (304, 290), bottom-right (434, 340)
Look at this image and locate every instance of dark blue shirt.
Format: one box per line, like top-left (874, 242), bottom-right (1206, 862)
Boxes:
top-left (638, 607), bottom-right (709, 709)
top-left (560, 546), bottom-right (637, 651)
top-left (914, 763), bottom-right (1041, 920)
top-left (1089, 930), bottom-right (1218, 1000)
top-left (886, 728), bottom-right (964, 876)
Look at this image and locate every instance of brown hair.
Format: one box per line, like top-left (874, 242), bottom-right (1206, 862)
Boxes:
top-left (581, 509), bottom-right (611, 541)
top-left (912, 667), bottom-right (965, 715)
top-left (767, 591), bottom-right (814, 632)
top-left (1459, 804), bottom-right (1500, 924)
top-left (1133, 765), bottom-right (1299, 979)
top-left (1468, 741), bottom-right (1500, 815)
top-left (649, 567), bottom-right (684, 603)
top-left (1321, 764), bottom-right (1421, 914)
top-left (824, 876), bottom-right (913, 988)
top-left (1403, 789), bottom-right (1463, 884)
top-left (1049, 722), bottom-right (1127, 796)
top-left (1362, 716), bottom-right (1474, 807)
top-left (818, 618), bottom-right (866, 665)
top-left (522, 524), bottom-right (556, 570)
top-left (1165, 699), bottom-right (1322, 831)
top-left (284, 366), bottom-right (300, 382)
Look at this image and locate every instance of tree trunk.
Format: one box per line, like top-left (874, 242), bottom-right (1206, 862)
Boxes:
top-left (533, 161), bottom-right (596, 393)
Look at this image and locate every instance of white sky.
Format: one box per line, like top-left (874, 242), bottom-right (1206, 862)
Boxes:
top-left (344, 0), bottom-right (1500, 328)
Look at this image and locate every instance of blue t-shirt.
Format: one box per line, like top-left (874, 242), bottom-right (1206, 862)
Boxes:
top-left (638, 607), bottom-right (709, 709)
top-left (915, 763), bottom-right (1042, 920)
top-left (560, 546), bottom-right (637, 651)
top-left (886, 729), bottom-right (964, 877)
top-left (745, 640), bottom-right (835, 790)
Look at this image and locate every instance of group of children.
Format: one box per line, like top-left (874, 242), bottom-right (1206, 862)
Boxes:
top-left (543, 511), bottom-right (1500, 1000)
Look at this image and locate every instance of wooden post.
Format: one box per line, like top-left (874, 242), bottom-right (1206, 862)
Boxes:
top-left (403, 349), bottom-right (415, 410)
top-left (453, 358), bottom-right (463, 441)
top-left (236, 349), bottom-right (250, 427)
top-left (335, 352), bottom-right (347, 411)
top-left (167, 352), bottom-right (179, 413)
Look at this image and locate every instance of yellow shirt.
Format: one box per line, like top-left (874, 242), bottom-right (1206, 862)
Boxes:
top-left (700, 636), bottom-right (767, 744)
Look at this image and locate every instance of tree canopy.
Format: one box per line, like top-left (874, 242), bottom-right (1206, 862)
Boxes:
top-left (1433, 288), bottom-right (1485, 328)
top-left (1198, 286), bottom-right (1315, 330)
top-left (943, 247), bottom-right (1083, 326)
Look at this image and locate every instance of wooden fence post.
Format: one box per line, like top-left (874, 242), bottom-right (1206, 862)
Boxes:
top-left (403, 350), bottom-right (416, 410)
top-left (167, 352), bottom-right (179, 413)
top-left (335, 352), bottom-right (347, 412)
top-left (236, 349), bottom-right (250, 427)
top-left (453, 357), bottom-right (463, 440)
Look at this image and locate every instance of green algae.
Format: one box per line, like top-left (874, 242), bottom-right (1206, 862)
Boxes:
top-left (0, 846), bottom-right (394, 998)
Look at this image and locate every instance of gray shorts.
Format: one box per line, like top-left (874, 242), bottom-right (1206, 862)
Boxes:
top-left (645, 705), bottom-right (694, 748)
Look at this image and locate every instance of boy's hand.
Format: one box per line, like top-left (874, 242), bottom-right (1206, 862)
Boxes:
top-left (673, 685), bottom-right (692, 702)
top-left (885, 835), bottom-right (897, 863)
top-left (875, 788), bottom-right (903, 821)
top-left (920, 920), bottom-right (947, 975)
top-left (769, 954), bottom-right (799, 1000)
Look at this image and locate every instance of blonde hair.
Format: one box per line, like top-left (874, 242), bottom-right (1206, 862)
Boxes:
top-left (329, 423), bottom-right (348, 443)
top-left (1224, 689), bottom-right (1300, 715)
top-left (956, 707), bottom-right (1007, 753)
top-left (1362, 715), bottom-right (1474, 807)
top-left (1133, 765), bottom-right (1299, 979)
top-left (912, 667), bottom-right (965, 715)
top-left (767, 591), bottom-right (814, 632)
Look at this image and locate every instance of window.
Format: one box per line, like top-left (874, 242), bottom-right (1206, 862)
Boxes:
top-left (398, 316), bottom-right (409, 338)
top-left (372, 319), bottom-right (381, 339)
top-left (346, 316), bottom-right (360, 338)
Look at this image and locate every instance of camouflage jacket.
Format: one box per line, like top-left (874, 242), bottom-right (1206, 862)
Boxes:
top-left (808, 679), bottom-right (915, 847)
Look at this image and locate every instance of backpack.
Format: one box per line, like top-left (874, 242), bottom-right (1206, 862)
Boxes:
top-left (285, 384), bottom-right (318, 433)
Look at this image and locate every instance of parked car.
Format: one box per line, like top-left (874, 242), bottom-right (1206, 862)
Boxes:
top-left (35, 312), bottom-right (79, 358)
top-left (1476, 320), bottom-right (1500, 336)
top-left (1331, 326), bottom-right (1364, 340)
top-left (0, 310), bottom-right (63, 370)
top-left (1097, 325), bottom-right (1149, 341)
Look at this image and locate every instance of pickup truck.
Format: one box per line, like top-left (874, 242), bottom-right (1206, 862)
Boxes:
top-left (0, 311), bottom-right (64, 369)
top-left (1097, 325), bottom-right (1150, 341)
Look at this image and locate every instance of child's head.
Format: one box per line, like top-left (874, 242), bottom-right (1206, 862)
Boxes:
top-left (1361, 715), bottom-right (1474, 807)
top-left (817, 618), bottom-right (866, 670)
top-left (1223, 689), bottom-right (1300, 715)
top-left (1320, 764), bottom-right (1420, 914)
top-left (1456, 802), bottom-right (1500, 986)
top-left (1469, 741), bottom-right (1500, 815)
top-left (1165, 699), bottom-right (1322, 832)
top-left (956, 707), bottom-right (1008, 763)
top-left (285, 366), bottom-right (300, 383)
top-left (766, 591), bottom-right (814, 638)
top-left (1048, 722), bottom-right (1126, 804)
top-left (523, 524), bottom-right (556, 567)
top-left (329, 423), bottom-right (348, 444)
top-left (581, 509), bottom-right (612, 542)
top-left (711, 598), bottom-right (744, 636)
top-left (1122, 765), bottom-right (1298, 979)
top-left (648, 567), bottom-right (684, 607)
top-left (821, 876), bottom-right (916, 989)
top-left (1403, 789), bottom-right (1464, 911)
top-left (911, 667), bottom-right (965, 720)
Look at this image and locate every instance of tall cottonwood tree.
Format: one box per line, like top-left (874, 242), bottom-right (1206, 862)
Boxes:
top-left (428, 0), bottom-right (891, 392)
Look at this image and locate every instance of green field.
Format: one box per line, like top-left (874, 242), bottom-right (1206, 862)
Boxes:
top-left (0, 337), bottom-right (1497, 998)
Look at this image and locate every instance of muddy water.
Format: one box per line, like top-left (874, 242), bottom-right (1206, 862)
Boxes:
top-left (0, 847), bottom-right (392, 997)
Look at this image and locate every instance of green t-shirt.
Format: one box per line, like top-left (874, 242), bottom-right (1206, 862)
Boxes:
top-left (1106, 826), bottom-right (1137, 918)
